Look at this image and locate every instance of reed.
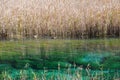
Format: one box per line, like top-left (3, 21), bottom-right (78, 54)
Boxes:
top-left (0, 0), bottom-right (120, 40)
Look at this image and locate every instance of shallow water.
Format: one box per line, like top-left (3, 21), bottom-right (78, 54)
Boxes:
top-left (0, 39), bottom-right (120, 80)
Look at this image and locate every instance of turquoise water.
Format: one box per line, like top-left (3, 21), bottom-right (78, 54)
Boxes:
top-left (0, 39), bottom-right (120, 80)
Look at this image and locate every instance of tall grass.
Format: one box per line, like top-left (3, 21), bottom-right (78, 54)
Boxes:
top-left (0, 0), bottom-right (120, 39)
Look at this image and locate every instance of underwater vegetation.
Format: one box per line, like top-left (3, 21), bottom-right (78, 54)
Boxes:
top-left (0, 65), bottom-right (119, 80)
top-left (0, 39), bottom-right (120, 80)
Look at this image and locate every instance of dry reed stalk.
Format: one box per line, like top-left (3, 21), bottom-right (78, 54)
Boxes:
top-left (0, 0), bottom-right (120, 39)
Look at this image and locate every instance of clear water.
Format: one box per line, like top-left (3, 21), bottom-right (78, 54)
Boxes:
top-left (0, 39), bottom-right (120, 80)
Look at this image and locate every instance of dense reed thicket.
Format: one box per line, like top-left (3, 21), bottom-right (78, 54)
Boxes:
top-left (0, 0), bottom-right (120, 40)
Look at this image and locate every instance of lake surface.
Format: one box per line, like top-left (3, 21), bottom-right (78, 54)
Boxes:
top-left (0, 39), bottom-right (120, 80)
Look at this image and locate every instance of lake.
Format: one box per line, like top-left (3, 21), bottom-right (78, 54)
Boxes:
top-left (0, 39), bottom-right (120, 80)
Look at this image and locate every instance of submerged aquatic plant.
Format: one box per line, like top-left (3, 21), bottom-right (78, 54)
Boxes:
top-left (0, 64), bottom-right (119, 80)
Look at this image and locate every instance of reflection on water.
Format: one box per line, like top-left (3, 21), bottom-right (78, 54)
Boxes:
top-left (0, 39), bottom-right (120, 79)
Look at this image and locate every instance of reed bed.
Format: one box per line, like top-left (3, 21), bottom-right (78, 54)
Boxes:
top-left (0, 0), bottom-right (120, 39)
